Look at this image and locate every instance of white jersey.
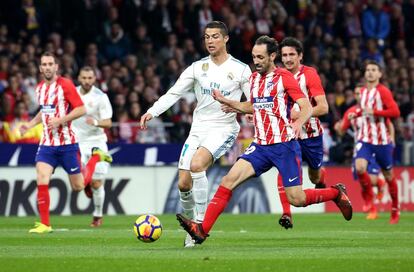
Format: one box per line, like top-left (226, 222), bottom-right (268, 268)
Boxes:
top-left (147, 55), bottom-right (251, 129)
top-left (72, 86), bottom-right (113, 143)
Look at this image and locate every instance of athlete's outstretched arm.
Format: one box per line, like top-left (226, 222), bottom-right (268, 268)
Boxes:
top-left (212, 89), bottom-right (253, 113)
top-left (140, 112), bottom-right (153, 129)
top-left (146, 65), bottom-right (195, 119)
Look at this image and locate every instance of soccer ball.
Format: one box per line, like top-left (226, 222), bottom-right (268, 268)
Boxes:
top-left (133, 214), bottom-right (162, 243)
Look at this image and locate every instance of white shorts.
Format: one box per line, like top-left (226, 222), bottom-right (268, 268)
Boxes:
top-left (178, 125), bottom-right (239, 170)
top-left (78, 141), bottom-right (109, 180)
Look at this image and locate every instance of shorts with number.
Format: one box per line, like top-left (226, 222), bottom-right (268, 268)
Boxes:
top-left (79, 141), bottom-right (109, 180)
top-left (178, 125), bottom-right (239, 170)
top-left (354, 141), bottom-right (394, 171)
top-left (239, 141), bottom-right (302, 188)
top-left (298, 135), bottom-right (323, 170)
top-left (35, 143), bottom-right (82, 175)
top-left (351, 153), bottom-right (380, 180)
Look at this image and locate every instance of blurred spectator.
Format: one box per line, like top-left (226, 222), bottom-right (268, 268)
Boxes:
top-left (362, 0), bottom-right (390, 46)
top-left (341, 2), bottom-right (362, 39)
top-left (361, 38), bottom-right (384, 66)
top-left (101, 23), bottom-right (130, 62)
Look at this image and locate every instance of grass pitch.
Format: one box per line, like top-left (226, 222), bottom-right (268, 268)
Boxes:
top-left (0, 213), bottom-right (413, 272)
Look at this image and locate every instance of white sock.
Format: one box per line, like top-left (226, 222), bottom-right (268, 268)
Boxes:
top-left (92, 186), bottom-right (105, 217)
top-left (191, 171), bottom-right (208, 222)
top-left (179, 190), bottom-right (195, 219)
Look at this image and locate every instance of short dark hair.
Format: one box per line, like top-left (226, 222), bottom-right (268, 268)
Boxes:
top-left (255, 35), bottom-right (278, 56)
top-left (79, 66), bottom-right (95, 75)
top-left (205, 21), bottom-right (228, 36)
top-left (40, 51), bottom-right (58, 63)
top-left (279, 37), bottom-right (303, 55)
top-left (364, 60), bottom-right (382, 72)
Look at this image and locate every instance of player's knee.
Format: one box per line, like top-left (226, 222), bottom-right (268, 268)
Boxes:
top-left (190, 160), bottom-right (208, 173)
top-left (36, 171), bottom-right (51, 184)
top-left (178, 178), bottom-right (192, 192)
top-left (72, 183), bottom-right (84, 192)
top-left (355, 165), bottom-right (366, 175)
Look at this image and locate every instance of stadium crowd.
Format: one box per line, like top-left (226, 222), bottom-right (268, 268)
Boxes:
top-left (0, 0), bottom-right (413, 164)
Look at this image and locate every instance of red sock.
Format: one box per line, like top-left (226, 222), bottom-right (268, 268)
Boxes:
top-left (376, 178), bottom-right (385, 200)
top-left (377, 178), bottom-right (385, 189)
top-left (358, 172), bottom-right (374, 203)
top-left (319, 168), bottom-right (326, 185)
top-left (303, 188), bottom-right (338, 206)
top-left (82, 154), bottom-right (100, 186)
top-left (202, 185), bottom-right (232, 234)
top-left (37, 185), bottom-right (50, 226)
top-left (277, 175), bottom-right (291, 216)
top-left (387, 177), bottom-right (399, 210)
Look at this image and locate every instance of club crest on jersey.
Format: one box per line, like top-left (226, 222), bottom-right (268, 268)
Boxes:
top-left (41, 104), bottom-right (56, 115)
top-left (253, 96), bottom-right (274, 109)
top-left (227, 72), bottom-right (234, 80)
top-left (266, 82), bottom-right (274, 91)
top-left (202, 63), bottom-right (209, 72)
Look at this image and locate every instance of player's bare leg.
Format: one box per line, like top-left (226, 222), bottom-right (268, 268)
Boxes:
top-left (382, 169), bottom-right (400, 224)
top-left (30, 162), bottom-right (54, 233)
top-left (309, 167), bottom-right (326, 188)
top-left (90, 179), bottom-right (105, 227)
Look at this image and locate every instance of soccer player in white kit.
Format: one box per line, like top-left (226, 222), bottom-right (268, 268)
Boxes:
top-left (140, 21), bottom-right (251, 247)
top-left (72, 66), bottom-right (113, 227)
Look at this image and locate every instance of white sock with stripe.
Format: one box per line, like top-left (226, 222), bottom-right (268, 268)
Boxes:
top-left (191, 171), bottom-right (208, 222)
top-left (179, 190), bottom-right (195, 219)
top-left (92, 186), bottom-right (105, 217)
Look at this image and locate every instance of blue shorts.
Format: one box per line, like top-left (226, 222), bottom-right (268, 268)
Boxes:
top-left (352, 155), bottom-right (380, 180)
top-left (35, 143), bottom-right (82, 175)
top-left (354, 141), bottom-right (394, 170)
top-left (239, 141), bottom-right (302, 188)
top-left (298, 135), bottom-right (323, 170)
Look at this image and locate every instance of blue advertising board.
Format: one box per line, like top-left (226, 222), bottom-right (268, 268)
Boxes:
top-left (0, 143), bottom-right (182, 166)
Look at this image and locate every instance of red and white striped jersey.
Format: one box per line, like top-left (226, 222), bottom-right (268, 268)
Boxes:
top-left (250, 67), bottom-right (305, 145)
top-left (342, 105), bottom-right (392, 143)
top-left (294, 65), bottom-right (325, 139)
top-left (358, 83), bottom-right (400, 145)
top-left (35, 77), bottom-right (84, 146)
